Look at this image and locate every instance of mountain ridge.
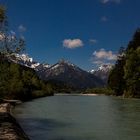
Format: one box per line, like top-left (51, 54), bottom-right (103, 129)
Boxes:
top-left (38, 59), bottom-right (104, 89)
top-left (8, 54), bottom-right (105, 89)
top-left (90, 64), bottom-right (113, 83)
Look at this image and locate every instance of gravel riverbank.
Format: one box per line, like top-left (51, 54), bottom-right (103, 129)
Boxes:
top-left (0, 103), bottom-right (29, 140)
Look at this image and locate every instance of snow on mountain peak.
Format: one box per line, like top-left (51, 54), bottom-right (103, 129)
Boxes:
top-left (90, 64), bottom-right (113, 83)
top-left (15, 53), bottom-right (33, 63)
top-left (49, 59), bottom-right (75, 72)
top-left (90, 69), bottom-right (95, 73)
top-left (98, 64), bottom-right (113, 71)
top-left (90, 64), bottom-right (113, 73)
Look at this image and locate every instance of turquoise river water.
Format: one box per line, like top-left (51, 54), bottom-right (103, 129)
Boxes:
top-left (13, 94), bottom-right (140, 140)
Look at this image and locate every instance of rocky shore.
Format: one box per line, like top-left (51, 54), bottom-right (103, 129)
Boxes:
top-left (0, 103), bottom-right (29, 140)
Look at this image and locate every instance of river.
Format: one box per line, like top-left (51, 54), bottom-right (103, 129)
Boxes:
top-left (13, 94), bottom-right (140, 140)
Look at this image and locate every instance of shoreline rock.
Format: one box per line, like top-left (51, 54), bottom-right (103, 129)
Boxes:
top-left (0, 103), bottom-right (30, 140)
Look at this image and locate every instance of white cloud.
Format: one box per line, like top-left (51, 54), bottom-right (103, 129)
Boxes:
top-left (101, 16), bottom-right (108, 22)
top-left (18, 25), bottom-right (26, 32)
top-left (93, 48), bottom-right (117, 60)
top-left (89, 39), bottom-right (97, 45)
top-left (101, 0), bottom-right (121, 4)
top-left (63, 39), bottom-right (84, 49)
top-left (91, 48), bottom-right (117, 66)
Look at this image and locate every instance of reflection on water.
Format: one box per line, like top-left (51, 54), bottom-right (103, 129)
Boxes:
top-left (14, 95), bottom-right (140, 140)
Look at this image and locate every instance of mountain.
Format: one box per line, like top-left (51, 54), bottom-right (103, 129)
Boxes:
top-left (9, 53), bottom-right (50, 71)
top-left (38, 59), bottom-right (104, 89)
top-left (8, 54), bottom-right (105, 89)
top-left (90, 64), bottom-right (113, 83)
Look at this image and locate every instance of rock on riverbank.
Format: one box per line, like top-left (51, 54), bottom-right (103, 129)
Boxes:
top-left (0, 103), bottom-right (29, 140)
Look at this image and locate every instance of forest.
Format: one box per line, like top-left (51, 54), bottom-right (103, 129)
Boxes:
top-left (108, 29), bottom-right (140, 98)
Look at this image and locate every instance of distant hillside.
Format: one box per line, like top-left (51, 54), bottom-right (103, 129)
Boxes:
top-left (90, 64), bottom-right (113, 84)
top-left (38, 59), bottom-right (104, 89)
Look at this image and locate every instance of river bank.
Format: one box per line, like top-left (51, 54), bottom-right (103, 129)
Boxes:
top-left (55, 93), bottom-right (98, 96)
top-left (0, 103), bottom-right (29, 140)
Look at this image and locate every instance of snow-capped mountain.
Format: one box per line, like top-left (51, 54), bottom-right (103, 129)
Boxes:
top-left (90, 64), bottom-right (113, 83)
top-left (38, 59), bottom-right (104, 89)
top-left (9, 53), bottom-right (50, 71)
top-left (8, 54), bottom-right (105, 88)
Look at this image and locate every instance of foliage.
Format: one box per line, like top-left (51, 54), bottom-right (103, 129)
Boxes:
top-left (0, 5), bottom-right (7, 31)
top-left (0, 58), bottom-right (54, 101)
top-left (46, 80), bottom-right (77, 93)
top-left (108, 47), bottom-right (126, 96)
top-left (108, 29), bottom-right (140, 98)
top-left (124, 47), bottom-right (140, 97)
top-left (0, 5), bottom-right (25, 55)
top-left (84, 87), bottom-right (115, 95)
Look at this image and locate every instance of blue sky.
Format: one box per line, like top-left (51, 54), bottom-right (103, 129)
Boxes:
top-left (1, 0), bottom-right (140, 70)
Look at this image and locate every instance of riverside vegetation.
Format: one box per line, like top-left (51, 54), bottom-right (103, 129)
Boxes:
top-left (0, 6), bottom-right (54, 101)
top-left (0, 55), bottom-right (54, 101)
top-left (108, 29), bottom-right (140, 98)
top-left (86, 29), bottom-right (140, 98)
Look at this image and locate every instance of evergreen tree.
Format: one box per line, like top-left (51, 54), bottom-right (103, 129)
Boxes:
top-left (127, 28), bottom-right (140, 51)
top-left (108, 29), bottom-right (140, 98)
top-left (0, 5), bottom-right (25, 55)
top-left (108, 47), bottom-right (126, 96)
top-left (124, 43), bottom-right (140, 97)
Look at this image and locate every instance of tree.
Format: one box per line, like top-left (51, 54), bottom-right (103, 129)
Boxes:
top-left (127, 28), bottom-right (140, 51)
top-left (108, 47), bottom-right (126, 96)
top-left (124, 45), bottom-right (140, 97)
top-left (0, 5), bottom-right (54, 100)
top-left (123, 29), bottom-right (140, 97)
top-left (0, 5), bottom-right (25, 55)
top-left (108, 28), bottom-right (140, 98)
top-left (0, 5), bottom-right (7, 31)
